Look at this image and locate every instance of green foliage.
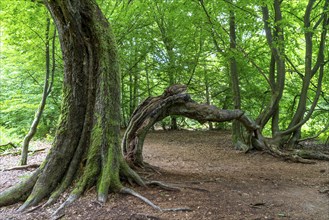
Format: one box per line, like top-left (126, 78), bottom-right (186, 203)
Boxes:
top-left (1, 0), bottom-right (328, 143)
top-left (0, 1), bottom-right (62, 139)
top-left (0, 126), bottom-right (21, 146)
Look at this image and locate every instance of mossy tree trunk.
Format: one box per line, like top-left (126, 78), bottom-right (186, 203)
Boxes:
top-left (123, 85), bottom-right (329, 167)
top-left (0, 0), bottom-right (142, 211)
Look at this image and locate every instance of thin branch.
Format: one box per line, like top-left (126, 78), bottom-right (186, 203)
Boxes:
top-left (298, 122), bottom-right (329, 142)
top-left (221, 0), bottom-right (260, 19)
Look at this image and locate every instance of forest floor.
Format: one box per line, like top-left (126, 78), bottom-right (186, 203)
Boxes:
top-left (0, 130), bottom-right (329, 220)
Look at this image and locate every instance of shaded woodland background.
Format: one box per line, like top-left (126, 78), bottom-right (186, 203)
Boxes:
top-left (1, 0), bottom-right (328, 150)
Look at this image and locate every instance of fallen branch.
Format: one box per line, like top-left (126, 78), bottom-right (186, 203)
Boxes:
top-left (0, 148), bottom-right (47, 157)
top-left (0, 142), bottom-right (18, 149)
top-left (3, 163), bottom-right (40, 171)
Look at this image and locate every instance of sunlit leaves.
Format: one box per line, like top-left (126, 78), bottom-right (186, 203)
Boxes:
top-left (0, 1), bottom-right (62, 138)
top-left (1, 0), bottom-right (328, 141)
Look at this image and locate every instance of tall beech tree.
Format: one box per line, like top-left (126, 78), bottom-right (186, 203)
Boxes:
top-left (258, 0), bottom-right (329, 146)
top-left (0, 0), bottom-right (145, 214)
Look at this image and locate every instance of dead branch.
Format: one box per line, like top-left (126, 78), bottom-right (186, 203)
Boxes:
top-left (0, 142), bottom-right (18, 149)
top-left (3, 163), bottom-right (40, 171)
top-left (0, 148), bottom-right (46, 157)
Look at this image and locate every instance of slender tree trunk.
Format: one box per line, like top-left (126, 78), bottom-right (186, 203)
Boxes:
top-left (133, 68), bottom-right (139, 112)
top-left (258, 1), bottom-right (286, 137)
top-left (154, 5), bottom-right (178, 130)
top-left (20, 18), bottom-right (55, 165)
top-left (284, 0), bottom-right (328, 145)
top-left (121, 75), bottom-right (128, 128)
top-left (145, 61), bottom-right (152, 97)
top-left (229, 7), bottom-right (245, 150)
top-left (129, 68), bottom-right (134, 116)
top-left (204, 67), bottom-right (213, 130)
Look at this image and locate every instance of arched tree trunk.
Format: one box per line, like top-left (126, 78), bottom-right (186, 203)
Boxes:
top-left (123, 85), bottom-right (329, 167)
top-left (0, 0), bottom-right (143, 212)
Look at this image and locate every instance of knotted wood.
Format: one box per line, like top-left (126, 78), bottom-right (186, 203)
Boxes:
top-left (122, 85), bottom-right (261, 167)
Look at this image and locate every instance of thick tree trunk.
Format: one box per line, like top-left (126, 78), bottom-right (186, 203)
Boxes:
top-left (0, 0), bottom-right (142, 211)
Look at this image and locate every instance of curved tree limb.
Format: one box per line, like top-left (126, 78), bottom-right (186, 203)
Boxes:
top-left (123, 85), bottom-right (329, 167)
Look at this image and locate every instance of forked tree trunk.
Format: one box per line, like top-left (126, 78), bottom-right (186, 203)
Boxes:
top-left (0, 0), bottom-right (142, 211)
top-left (229, 6), bottom-right (246, 151)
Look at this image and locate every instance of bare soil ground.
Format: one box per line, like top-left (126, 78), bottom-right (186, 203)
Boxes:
top-left (1, 130), bottom-right (328, 220)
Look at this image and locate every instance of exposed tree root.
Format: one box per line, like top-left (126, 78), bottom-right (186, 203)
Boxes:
top-left (49, 177), bottom-right (186, 217)
top-left (139, 162), bottom-right (162, 174)
top-left (120, 187), bottom-right (192, 212)
top-left (0, 169), bottom-right (41, 207)
top-left (263, 145), bottom-right (316, 164)
top-left (146, 180), bottom-right (210, 192)
top-left (145, 180), bottom-right (181, 191)
top-left (52, 194), bottom-right (79, 219)
top-left (130, 213), bottom-right (160, 220)
top-left (22, 203), bottom-right (43, 214)
top-left (52, 212), bottom-right (65, 220)
top-left (294, 149), bottom-right (329, 161)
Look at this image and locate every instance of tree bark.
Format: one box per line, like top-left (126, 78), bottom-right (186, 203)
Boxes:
top-left (122, 84), bottom-right (254, 167)
top-left (229, 6), bottom-right (246, 150)
top-left (283, 0), bottom-right (329, 145)
top-left (0, 0), bottom-right (142, 211)
top-left (258, 1), bottom-right (286, 137)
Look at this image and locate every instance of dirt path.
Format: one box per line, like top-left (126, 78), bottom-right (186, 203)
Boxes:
top-left (1, 130), bottom-right (328, 219)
